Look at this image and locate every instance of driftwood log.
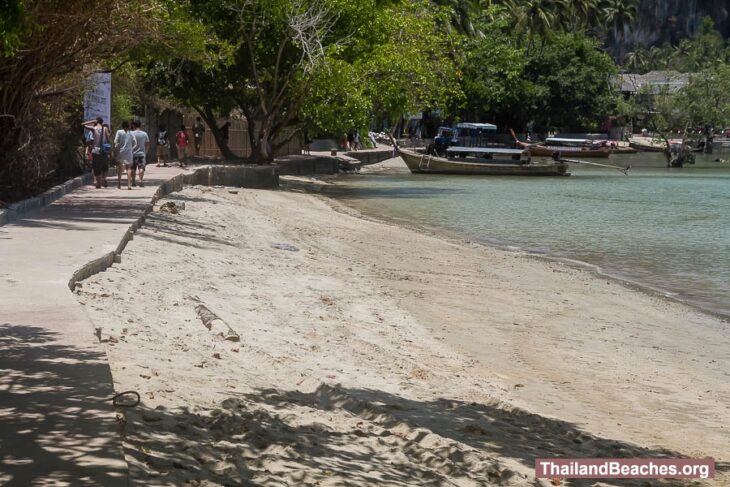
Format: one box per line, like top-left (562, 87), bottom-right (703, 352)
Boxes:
top-left (187, 296), bottom-right (240, 342)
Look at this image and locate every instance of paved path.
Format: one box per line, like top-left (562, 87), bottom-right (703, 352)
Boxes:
top-left (0, 166), bottom-right (187, 486)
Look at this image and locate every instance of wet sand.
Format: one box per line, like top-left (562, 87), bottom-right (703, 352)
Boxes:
top-left (76, 184), bottom-right (729, 486)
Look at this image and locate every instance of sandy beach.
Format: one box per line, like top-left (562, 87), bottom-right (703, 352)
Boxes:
top-left (75, 179), bottom-right (729, 486)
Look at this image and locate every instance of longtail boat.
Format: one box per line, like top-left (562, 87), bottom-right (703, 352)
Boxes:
top-left (510, 130), bottom-right (611, 158)
top-left (397, 146), bottom-right (570, 176)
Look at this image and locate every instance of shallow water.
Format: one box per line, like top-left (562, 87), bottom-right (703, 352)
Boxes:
top-left (329, 152), bottom-right (730, 318)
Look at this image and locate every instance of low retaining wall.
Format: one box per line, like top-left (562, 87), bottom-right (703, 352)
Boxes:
top-left (275, 157), bottom-right (340, 175)
top-left (0, 172), bottom-right (94, 226)
top-left (344, 148), bottom-right (395, 166)
top-left (0, 165), bottom-right (277, 290)
top-left (1, 165), bottom-right (278, 228)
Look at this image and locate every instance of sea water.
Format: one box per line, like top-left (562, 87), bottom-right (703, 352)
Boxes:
top-left (329, 152), bottom-right (730, 318)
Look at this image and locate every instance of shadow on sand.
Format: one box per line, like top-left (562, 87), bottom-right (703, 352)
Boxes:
top-left (118, 383), bottom-right (724, 486)
top-left (0, 324), bottom-right (126, 486)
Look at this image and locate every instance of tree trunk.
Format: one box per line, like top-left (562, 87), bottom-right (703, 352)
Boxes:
top-left (196, 106), bottom-right (242, 161)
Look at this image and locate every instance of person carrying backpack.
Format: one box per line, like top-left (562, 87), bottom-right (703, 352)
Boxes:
top-left (176, 125), bottom-right (190, 167)
top-left (82, 117), bottom-right (112, 188)
top-left (156, 125), bottom-right (169, 167)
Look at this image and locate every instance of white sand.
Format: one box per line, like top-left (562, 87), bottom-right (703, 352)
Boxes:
top-left (76, 184), bottom-right (729, 486)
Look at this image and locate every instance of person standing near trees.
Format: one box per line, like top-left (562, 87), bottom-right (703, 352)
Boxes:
top-left (193, 117), bottom-right (205, 157)
top-left (113, 120), bottom-right (138, 190)
top-left (353, 130), bottom-right (360, 151)
top-left (130, 120), bottom-right (150, 187)
top-left (82, 117), bottom-right (111, 188)
top-left (156, 124), bottom-right (169, 167)
top-left (176, 125), bottom-right (190, 167)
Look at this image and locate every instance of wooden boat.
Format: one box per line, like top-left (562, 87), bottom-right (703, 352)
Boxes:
top-left (628, 136), bottom-right (666, 152)
top-left (514, 139), bottom-right (611, 158)
top-left (510, 130), bottom-right (610, 158)
top-left (628, 136), bottom-right (705, 153)
top-left (398, 147), bottom-right (570, 176)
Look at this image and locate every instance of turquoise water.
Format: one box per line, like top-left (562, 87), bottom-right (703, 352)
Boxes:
top-left (329, 153), bottom-right (730, 318)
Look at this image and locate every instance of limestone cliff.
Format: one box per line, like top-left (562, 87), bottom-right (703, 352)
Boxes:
top-left (622, 0), bottom-right (729, 48)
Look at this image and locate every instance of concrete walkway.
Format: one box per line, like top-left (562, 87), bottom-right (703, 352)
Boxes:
top-left (0, 166), bottom-right (188, 486)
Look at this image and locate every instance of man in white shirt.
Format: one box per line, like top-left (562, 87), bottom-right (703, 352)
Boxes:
top-left (131, 121), bottom-right (150, 187)
top-left (113, 121), bottom-right (138, 190)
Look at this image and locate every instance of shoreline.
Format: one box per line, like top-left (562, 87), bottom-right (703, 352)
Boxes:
top-left (304, 159), bottom-right (730, 322)
top-left (327, 195), bottom-right (730, 323)
top-left (76, 184), bottom-right (729, 485)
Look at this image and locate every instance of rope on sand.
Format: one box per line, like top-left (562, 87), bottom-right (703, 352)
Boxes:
top-left (113, 390), bottom-right (140, 408)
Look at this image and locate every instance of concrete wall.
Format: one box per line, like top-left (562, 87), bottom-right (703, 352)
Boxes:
top-left (67, 164), bottom-right (278, 290)
top-left (0, 173), bottom-right (94, 226)
top-left (345, 148), bottom-right (395, 165)
top-left (275, 157), bottom-right (340, 175)
top-left (1, 165), bottom-right (278, 228)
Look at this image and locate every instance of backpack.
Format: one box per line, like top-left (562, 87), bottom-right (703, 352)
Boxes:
top-left (157, 130), bottom-right (167, 146)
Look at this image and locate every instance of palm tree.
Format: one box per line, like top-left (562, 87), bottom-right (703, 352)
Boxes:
top-left (559, 0), bottom-right (600, 32)
top-left (624, 48), bottom-right (648, 73)
top-left (431, 0), bottom-right (484, 36)
top-left (601, 0), bottom-right (639, 63)
top-left (504, 0), bottom-right (564, 53)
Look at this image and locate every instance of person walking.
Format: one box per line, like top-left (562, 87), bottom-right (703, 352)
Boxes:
top-left (156, 125), bottom-right (169, 167)
top-left (131, 121), bottom-right (150, 187)
top-left (113, 121), bottom-right (138, 190)
top-left (193, 117), bottom-right (205, 157)
top-left (176, 125), bottom-right (190, 167)
top-left (353, 130), bottom-right (360, 151)
top-left (82, 117), bottom-right (111, 188)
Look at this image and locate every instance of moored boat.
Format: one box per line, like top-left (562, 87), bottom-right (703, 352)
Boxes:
top-left (510, 130), bottom-right (611, 158)
top-left (398, 147), bottom-right (570, 176)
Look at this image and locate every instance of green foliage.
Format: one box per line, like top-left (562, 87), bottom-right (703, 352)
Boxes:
top-left (299, 59), bottom-right (371, 135)
top-left (461, 19), bottom-right (617, 132)
top-left (528, 33), bottom-right (618, 131)
top-left (357, 0), bottom-right (463, 124)
top-left (0, 0), bottom-right (26, 55)
top-left (677, 64), bottom-right (730, 129)
top-left (461, 17), bottom-right (535, 126)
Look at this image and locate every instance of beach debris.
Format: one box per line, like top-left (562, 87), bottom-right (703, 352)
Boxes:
top-left (212, 352), bottom-right (222, 360)
top-left (228, 189), bottom-right (239, 194)
top-left (271, 242), bottom-right (299, 252)
top-left (159, 201), bottom-right (185, 214)
top-left (187, 296), bottom-right (241, 342)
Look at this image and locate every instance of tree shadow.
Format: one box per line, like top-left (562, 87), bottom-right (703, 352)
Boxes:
top-left (0, 324), bottom-right (126, 486)
top-left (118, 383), bottom-right (724, 486)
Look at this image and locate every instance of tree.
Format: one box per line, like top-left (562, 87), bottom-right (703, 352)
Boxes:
top-left (526, 33), bottom-right (617, 131)
top-left (147, 0), bottom-right (462, 159)
top-left (503, 0), bottom-right (562, 54)
top-left (461, 14), bottom-right (536, 128)
top-left (0, 0), bottom-right (160, 200)
top-left (678, 64), bottom-right (730, 134)
top-left (0, 0), bottom-right (25, 55)
top-left (601, 0), bottom-right (638, 62)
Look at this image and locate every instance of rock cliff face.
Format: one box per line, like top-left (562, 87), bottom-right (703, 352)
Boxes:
top-left (622, 0), bottom-right (729, 48)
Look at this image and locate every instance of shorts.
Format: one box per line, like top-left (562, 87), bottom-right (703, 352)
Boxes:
top-left (118, 158), bottom-right (133, 168)
top-left (133, 155), bottom-right (146, 170)
top-left (156, 145), bottom-right (168, 159)
top-left (91, 152), bottom-right (109, 176)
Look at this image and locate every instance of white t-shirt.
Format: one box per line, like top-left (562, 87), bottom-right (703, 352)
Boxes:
top-left (131, 129), bottom-right (149, 157)
top-left (114, 130), bottom-right (136, 162)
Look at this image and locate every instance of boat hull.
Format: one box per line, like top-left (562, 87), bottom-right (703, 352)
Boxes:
top-left (629, 141), bottom-right (666, 152)
top-left (398, 148), bottom-right (569, 176)
top-left (516, 142), bottom-right (611, 158)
